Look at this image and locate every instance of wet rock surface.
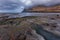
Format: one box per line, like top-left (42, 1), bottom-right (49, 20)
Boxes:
top-left (0, 14), bottom-right (60, 40)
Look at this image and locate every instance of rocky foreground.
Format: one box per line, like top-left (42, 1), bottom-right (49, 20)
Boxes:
top-left (0, 14), bottom-right (60, 40)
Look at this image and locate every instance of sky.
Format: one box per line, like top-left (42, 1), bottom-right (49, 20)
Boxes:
top-left (0, 0), bottom-right (60, 13)
top-left (0, 0), bottom-right (24, 13)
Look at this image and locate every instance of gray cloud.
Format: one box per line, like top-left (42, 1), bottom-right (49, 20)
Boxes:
top-left (0, 0), bottom-right (60, 13)
top-left (0, 0), bottom-right (24, 13)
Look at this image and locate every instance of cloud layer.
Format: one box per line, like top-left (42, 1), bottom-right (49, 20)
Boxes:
top-left (0, 0), bottom-right (60, 13)
top-left (28, 0), bottom-right (60, 6)
top-left (0, 0), bottom-right (24, 13)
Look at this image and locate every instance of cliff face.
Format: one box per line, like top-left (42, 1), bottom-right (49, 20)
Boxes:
top-left (25, 5), bottom-right (60, 12)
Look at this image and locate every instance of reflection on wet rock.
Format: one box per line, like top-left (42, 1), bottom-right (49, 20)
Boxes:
top-left (0, 14), bottom-right (60, 40)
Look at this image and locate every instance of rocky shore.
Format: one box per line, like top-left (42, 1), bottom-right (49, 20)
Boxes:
top-left (0, 13), bottom-right (60, 40)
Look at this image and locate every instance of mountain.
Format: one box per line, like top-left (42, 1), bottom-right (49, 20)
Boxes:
top-left (25, 5), bottom-right (60, 13)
